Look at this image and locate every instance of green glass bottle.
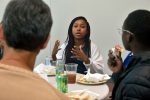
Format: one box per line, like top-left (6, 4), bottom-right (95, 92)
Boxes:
top-left (56, 74), bottom-right (68, 93)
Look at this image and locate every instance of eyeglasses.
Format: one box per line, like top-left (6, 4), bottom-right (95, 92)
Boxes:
top-left (118, 28), bottom-right (134, 35)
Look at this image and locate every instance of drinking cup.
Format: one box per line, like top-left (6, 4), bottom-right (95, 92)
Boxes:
top-left (65, 63), bottom-right (78, 84)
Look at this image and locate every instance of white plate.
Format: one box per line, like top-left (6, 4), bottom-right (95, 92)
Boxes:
top-left (43, 67), bottom-right (56, 76)
top-left (77, 75), bottom-right (109, 85)
top-left (66, 89), bottom-right (100, 100)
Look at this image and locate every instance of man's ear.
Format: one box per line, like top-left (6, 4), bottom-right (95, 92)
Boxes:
top-left (40, 33), bottom-right (50, 49)
top-left (127, 33), bottom-right (133, 43)
top-left (0, 24), bottom-right (5, 47)
top-left (0, 24), bottom-right (4, 40)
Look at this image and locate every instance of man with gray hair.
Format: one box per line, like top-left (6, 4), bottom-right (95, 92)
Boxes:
top-left (0, 0), bottom-right (70, 100)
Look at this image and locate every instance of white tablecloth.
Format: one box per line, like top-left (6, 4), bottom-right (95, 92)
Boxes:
top-left (47, 74), bottom-right (109, 100)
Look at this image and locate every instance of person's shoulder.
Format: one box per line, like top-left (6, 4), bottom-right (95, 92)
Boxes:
top-left (124, 65), bottom-right (150, 85)
top-left (121, 67), bottom-right (150, 98)
top-left (90, 41), bottom-right (97, 47)
top-left (90, 41), bottom-right (100, 50)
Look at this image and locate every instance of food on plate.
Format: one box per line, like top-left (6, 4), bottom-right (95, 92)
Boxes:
top-left (43, 67), bottom-right (56, 76)
top-left (77, 69), bottom-right (110, 84)
top-left (66, 90), bottom-right (99, 100)
top-left (77, 75), bottom-right (107, 84)
top-left (78, 76), bottom-right (87, 83)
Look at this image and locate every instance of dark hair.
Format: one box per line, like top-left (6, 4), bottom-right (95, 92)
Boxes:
top-left (123, 9), bottom-right (150, 46)
top-left (0, 48), bottom-right (3, 59)
top-left (2, 0), bottom-right (52, 51)
top-left (65, 16), bottom-right (91, 62)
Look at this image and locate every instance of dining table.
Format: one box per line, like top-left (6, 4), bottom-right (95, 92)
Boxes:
top-left (47, 74), bottom-right (113, 100)
top-left (34, 63), bottom-right (114, 100)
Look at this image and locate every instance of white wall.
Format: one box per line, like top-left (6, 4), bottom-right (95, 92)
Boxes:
top-left (48, 0), bottom-right (150, 75)
top-left (0, 0), bottom-right (10, 20)
top-left (0, 0), bottom-right (150, 75)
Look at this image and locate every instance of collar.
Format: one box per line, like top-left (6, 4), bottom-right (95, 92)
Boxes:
top-left (133, 51), bottom-right (150, 58)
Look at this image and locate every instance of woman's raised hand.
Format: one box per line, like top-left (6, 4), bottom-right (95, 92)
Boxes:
top-left (71, 45), bottom-right (90, 64)
top-left (51, 40), bottom-right (61, 61)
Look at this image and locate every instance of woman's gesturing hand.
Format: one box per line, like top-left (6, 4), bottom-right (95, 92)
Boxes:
top-left (71, 45), bottom-right (90, 64)
top-left (51, 40), bottom-right (61, 61)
